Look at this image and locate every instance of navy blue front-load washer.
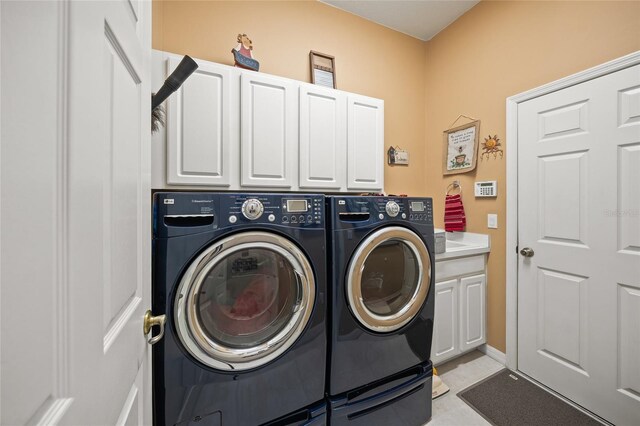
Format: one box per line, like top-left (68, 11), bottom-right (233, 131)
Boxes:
top-left (152, 192), bottom-right (327, 426)
top-left (326, 196), bottom-right (435, 425)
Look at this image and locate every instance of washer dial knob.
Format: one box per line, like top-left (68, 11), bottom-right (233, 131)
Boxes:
top-left (385, 201), bottom-right (400, 217)
top-left (241, 199), bottom-right (264, 220)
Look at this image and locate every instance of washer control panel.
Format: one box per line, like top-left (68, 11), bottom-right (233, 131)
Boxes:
top-left (281, 197), bottom-right (322, 225)
top-left (153, 192), bottom-right (326, 240)
top-left (227, 194), bottom-right (324, 227)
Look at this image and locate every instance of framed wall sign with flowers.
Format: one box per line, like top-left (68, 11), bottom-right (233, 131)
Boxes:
top-left (442, 120), bottom-right (480, 175)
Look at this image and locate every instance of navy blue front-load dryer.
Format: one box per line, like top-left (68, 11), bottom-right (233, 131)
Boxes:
top-left (326, 196), bottom-right (435, 424)
top-left (152, 192), bottom-right (327, 426)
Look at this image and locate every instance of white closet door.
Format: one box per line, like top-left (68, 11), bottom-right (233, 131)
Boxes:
top-left (2, 1), bottom-right (152, 425)
top-left (347, 94), bottom-right (384, 191)
top-left (299, 84), bottom-right (346, 190)
top-left (166, 57), bottom-right (239, 186)
top-left (241, 72), bottom-right (297, 188)
top-left (518, 64), bottom-right (640, 425)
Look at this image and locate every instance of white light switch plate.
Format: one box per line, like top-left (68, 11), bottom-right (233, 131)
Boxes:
top-left (487, 214), bottom-right (498, 229)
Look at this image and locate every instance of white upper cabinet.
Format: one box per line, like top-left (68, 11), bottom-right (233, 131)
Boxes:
top-left (155, 50), bottom-right (384, 192)
top-left (240, 72), bottom-right (297, 188)
top-left (166, 56), bottom-right (239, 186)
top-left (347, 94), bottom-right (384, 191)
top-left (299, 84), bottom-right (346, 190)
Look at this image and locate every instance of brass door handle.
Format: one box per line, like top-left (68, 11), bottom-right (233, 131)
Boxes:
top-left (144, 310), bottom-right (166, 345)
top-left (520, 247), bottom-right (535, 257)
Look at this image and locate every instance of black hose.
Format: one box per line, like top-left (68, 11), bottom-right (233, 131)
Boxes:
top-left (152, 55), bottom-right (198, 110)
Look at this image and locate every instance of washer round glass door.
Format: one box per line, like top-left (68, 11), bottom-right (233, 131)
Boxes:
top-left (174, 231), bottom-right (315, 371)
top-left (347, 226), bottom-right (431, 333)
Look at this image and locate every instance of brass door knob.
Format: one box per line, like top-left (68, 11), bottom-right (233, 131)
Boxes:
top-left (143, 310), bottom-right (166, 345)
top-left (520, 247), bottom-right (534, 257)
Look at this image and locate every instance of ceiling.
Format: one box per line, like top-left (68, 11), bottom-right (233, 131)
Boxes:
top-left (320, 0), bottom-right (479, 41)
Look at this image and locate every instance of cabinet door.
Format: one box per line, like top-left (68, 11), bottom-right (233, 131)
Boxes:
top-left (241, 72), bottom-right (297, 188)
top-left (431, 279), bottom-right (460, 365)
top-left (347, 95), bottom-right (384, 191)
top-left (166, 57), bottom-right (239, 186)
top-left (299, 84), bottom-right (346, 190)
top-left (459, 274), bottom-right (487, 352)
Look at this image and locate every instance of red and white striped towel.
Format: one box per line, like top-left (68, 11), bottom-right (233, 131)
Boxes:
top-left (444, 193), bottom-right (466, 232)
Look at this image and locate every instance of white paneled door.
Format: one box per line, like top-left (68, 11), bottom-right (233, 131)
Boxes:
top-left (241, 72), bottom-right (297, 188)
top-left (1, 1), bottom-right (152, 425)
top-left (166, 56), bottom-right (239, 186)
top-left (432, 279), bottom-right (459, 364)
top-left (518, 64), bottom-right (640, 425)
top-left (347, 94), bottom-right (384, 191)
top-left (299, 84), bottom-right (346, 190)
top-left (459, 274), bottom-right (486, 352)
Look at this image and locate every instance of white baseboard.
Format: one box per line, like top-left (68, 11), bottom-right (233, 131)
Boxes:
top-left (479, 344), bottom-right (507, 365)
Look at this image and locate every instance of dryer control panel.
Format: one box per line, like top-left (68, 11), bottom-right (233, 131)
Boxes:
top-left (331, 196), bottom-right (433, 228)
top-left (372, 198), bottom-right (433, 224)
top-left (407, 199), bottom-right (432, 223)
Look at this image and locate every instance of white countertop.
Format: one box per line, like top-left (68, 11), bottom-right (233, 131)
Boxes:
top-left (434, 228), bottom-right (491, 261)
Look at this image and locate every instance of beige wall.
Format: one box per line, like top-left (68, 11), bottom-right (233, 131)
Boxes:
top-left (153, 0), bottom-right (427, 196)
top-left (424, 1), bottom-right (640, 352)
top-left (153, 0), bottom-right (640, 354)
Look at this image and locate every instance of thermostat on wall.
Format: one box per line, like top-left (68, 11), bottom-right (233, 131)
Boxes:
top-left (475, 181), bottom-right (497, 197)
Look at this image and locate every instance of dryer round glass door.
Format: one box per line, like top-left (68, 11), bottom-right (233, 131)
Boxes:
top-left (347, 226), bottom-right (431, 333)
top-left (174, 231), bottom-right (315, 371)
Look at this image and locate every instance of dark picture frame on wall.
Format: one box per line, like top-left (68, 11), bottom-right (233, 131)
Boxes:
top-left (309, 51), bottom-right (336, 89)
top-left (442, 120), bottom-right (481, 175)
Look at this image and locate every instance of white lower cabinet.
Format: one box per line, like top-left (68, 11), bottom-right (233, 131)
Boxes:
top-left (433, 279), bottom-right (460, 363)
top-left (432, 261), bottom-right (487, 365)
top-left (459, 274), bottom-right (486, 352)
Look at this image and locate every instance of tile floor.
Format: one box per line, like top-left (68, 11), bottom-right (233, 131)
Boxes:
top-left (427, 350), bottom-right (505, 425)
